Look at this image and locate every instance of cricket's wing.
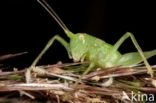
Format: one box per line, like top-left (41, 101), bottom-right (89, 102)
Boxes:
top-left (116, 49), bottom-right (156, 66)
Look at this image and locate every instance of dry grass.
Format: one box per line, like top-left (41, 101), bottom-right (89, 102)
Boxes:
top-left (0, 53), bottom-right (156, 103)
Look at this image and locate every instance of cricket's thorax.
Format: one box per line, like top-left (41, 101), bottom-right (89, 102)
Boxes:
top-left (86, 37), bottom-right (122, 68)
top-left (70, 33), bottom-right (122, 67)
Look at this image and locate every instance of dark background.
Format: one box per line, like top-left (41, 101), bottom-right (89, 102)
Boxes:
top-left (0, 0), bottom-right (155, 68)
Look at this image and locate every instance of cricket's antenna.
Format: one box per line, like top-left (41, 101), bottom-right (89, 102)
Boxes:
top-left (37, 0), bottom-right (69, 31)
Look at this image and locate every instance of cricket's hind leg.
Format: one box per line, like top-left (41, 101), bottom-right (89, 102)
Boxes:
top-left (113, 32), bottom-right (154, 77)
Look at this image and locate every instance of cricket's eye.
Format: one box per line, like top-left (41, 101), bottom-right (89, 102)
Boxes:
top-left (78, 34), bottom-right (85, 44)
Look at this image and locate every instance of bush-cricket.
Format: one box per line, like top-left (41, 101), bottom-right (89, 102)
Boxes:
top-left (26, 0), bottom-right (156, 84)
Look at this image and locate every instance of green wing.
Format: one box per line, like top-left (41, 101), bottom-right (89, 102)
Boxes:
top-left (116, 49), bottom-right (156, 66)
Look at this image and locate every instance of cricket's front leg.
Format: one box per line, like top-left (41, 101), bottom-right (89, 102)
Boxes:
top-left (25, 35), bottom-right (71, 83)
top-left (73, 63), bottom-right (95, 88)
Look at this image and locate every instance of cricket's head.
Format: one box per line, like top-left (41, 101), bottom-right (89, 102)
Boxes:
top-left (70, 33), bottom-right (88, 62)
